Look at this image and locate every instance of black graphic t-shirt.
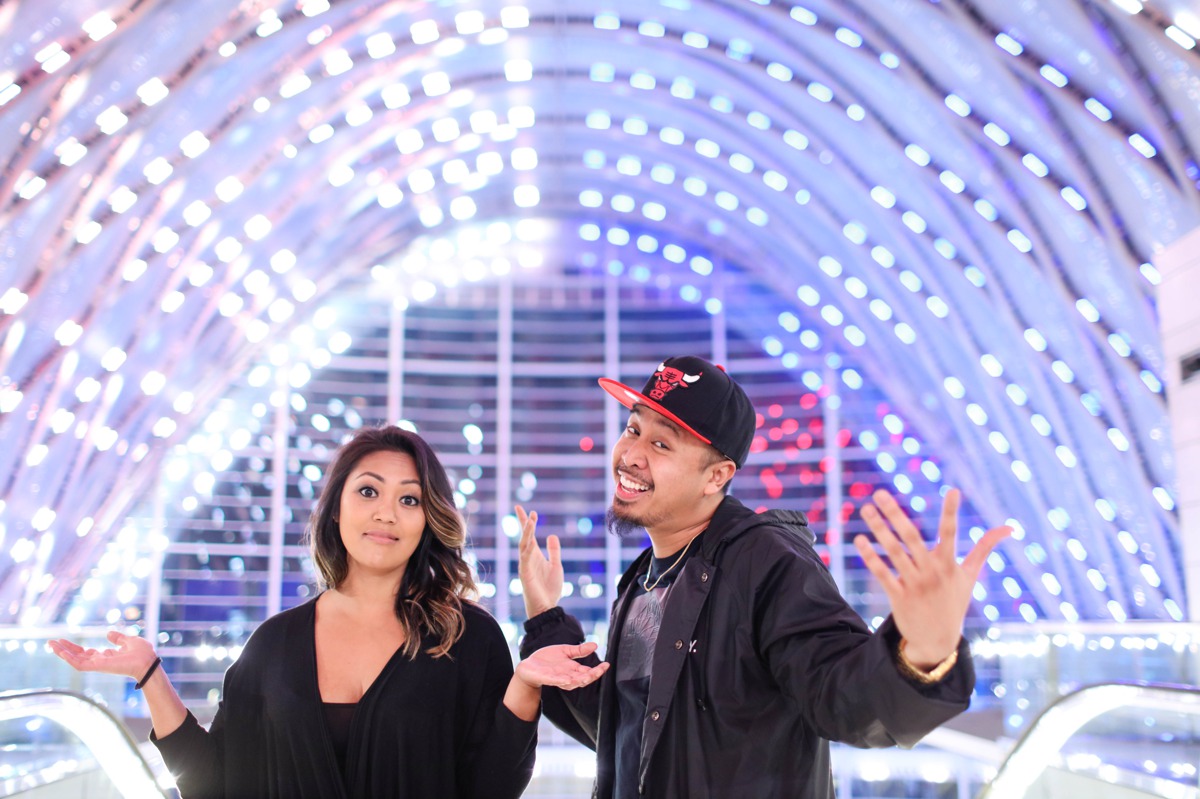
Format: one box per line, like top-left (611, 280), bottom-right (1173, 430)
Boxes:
top-left (613, 544), bottom-right (696, 799)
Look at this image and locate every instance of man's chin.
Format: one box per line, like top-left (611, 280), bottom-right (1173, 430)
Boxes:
top-left (605, 504), bottom-right (646, 539)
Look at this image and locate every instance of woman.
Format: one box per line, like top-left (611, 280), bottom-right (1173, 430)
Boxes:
top-left (51, 425), bottom-right (607, 798)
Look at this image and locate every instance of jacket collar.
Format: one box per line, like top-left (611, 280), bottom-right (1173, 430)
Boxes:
top-left (614, 495), bottom-right (813, 594)
top-left (697, 495), bottom-right (812, 561)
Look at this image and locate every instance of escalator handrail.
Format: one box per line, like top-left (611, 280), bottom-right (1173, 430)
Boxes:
top-left (978, 680), bottom-right (1200, 799)
top-left (0, 688), bottom-right (165, 798)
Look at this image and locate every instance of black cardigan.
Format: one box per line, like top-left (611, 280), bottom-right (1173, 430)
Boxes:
top-left (153, 597), bottom-right (536, 799)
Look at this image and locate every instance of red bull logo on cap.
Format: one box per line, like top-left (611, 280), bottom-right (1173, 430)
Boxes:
top-left (647, 362), bottom-right (702, 401)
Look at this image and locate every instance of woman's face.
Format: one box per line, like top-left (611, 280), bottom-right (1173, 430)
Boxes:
top-left (337, 450), bottom-right (426, 583)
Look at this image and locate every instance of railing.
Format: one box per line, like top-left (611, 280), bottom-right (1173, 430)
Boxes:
top-left (5, 683), bottom-right (1200, 798)
top-left (0, 689), bottom-right (164, 798)
top-left (981, 682), bottom-right (1200, 799)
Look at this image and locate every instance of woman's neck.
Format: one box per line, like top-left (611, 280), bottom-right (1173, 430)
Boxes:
top-left (331, 569), bottom-right (404, 611)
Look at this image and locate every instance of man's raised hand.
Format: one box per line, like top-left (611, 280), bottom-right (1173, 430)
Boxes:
top-left (853, 488), bottom-right (1011, 668)
top-left (516, 504), bottom-right (563, 618)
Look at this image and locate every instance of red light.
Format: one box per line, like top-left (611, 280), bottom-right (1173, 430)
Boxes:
top-left (768, 403), bottom-right (783, 418)
top-left (579, 436), bottom-right (594, 452)
top-left (758, 467), bottom-right (783, 499)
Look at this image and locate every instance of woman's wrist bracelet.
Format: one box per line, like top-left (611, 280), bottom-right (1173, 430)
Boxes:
top-left (135, 657), bottom-right (163, 690)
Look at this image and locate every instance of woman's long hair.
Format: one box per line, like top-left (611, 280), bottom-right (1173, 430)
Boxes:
top-left (307, 425), bottom-right (477, 658)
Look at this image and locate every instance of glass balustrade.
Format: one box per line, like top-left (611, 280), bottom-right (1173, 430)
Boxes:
top-left (0, 690), bottom-right (164, 799)
top-left (982, 682), bottom-right (1200, 799)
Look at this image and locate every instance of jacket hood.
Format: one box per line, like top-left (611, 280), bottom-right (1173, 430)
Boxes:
top-left (698, 495), bottom-right (812, 561)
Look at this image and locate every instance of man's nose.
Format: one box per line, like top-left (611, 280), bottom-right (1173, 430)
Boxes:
top-left (617, 438), bottom-right (647, 467)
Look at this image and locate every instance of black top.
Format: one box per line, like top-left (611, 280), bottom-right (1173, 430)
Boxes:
top-left (152, 597), bottom-right (537, 799)
top-left (613, 545), bottom-right (694, 799)
top-left (322, 702), bottom-right (356, 779)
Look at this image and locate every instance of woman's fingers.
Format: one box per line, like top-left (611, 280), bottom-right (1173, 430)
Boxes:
top-left (562, 641), bottom-right (598, 660)
top-left (549, 658), bottom-right (608, 690)
top-left (575, 662), bottom-right (609, 687)
top-left (50, 641), bottom-right (94, 670)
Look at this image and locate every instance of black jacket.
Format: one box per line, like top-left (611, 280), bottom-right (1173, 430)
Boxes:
top-left (153, 597), bottom-right (536, 798)
top-left (520, 496), bottom-right (974, 798)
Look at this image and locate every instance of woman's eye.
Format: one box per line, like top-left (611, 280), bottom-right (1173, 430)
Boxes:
top-left (400, 495), bottom-right (420, 507)
top-left (358, 486), bottom-right (378, 497)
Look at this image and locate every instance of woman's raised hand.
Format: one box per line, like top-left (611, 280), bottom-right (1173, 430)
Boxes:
top-left (49, 630), bottom-right (159, 682)
top-left (516, 642), bottom-right (609, 692)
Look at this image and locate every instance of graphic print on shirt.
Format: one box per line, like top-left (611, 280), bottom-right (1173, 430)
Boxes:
top-left (614, 584), bottom-right (668, 799)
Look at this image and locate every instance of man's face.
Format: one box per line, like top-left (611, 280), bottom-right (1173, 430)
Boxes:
top-left (608, 405), bottom-right (721, 535)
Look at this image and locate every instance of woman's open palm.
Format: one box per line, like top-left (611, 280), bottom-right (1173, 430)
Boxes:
top-left (49, 630), bottom-right (158, 681)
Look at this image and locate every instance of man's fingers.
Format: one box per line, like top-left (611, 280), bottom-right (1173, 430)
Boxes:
top-left (933, 488), bottom-right (962, 558)
top-left (853, 534), bottom-right (902, 596)
top-left (860, 504), bottom-right (917, 580)
top-left (871, 490), bottom-right (929, 562)
top-left (960, 525), bottom-right (1012, 579)
top-left (517, 507), bottom-right (539, 554)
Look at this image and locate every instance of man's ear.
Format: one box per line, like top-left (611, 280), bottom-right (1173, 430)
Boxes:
top-left (705, 460), bottom-right (737, 495)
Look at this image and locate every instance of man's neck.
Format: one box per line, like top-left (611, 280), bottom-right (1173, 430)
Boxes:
top-left (646, 501), bottom-right (721, 557)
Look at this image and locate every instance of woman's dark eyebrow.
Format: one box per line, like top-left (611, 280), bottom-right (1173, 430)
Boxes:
top-left (352, 470), bottom-right (420, 486)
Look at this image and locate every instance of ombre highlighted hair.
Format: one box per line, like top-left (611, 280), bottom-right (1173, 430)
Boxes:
top-left (307, 425), bottom-right (477, 659)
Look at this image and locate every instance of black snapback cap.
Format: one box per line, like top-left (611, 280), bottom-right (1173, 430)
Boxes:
top-left (598, 355), bottom-right (755, 468)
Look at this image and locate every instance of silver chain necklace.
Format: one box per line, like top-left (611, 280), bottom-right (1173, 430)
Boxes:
top-left (642, 533), bottom-right (701, 591)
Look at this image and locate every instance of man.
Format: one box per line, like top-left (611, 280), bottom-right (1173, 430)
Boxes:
top-left (518, 355), bottom-right (1010, 798)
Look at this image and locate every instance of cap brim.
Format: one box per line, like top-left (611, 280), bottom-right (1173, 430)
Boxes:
top-left (597, 377), bottom-right (713, 446)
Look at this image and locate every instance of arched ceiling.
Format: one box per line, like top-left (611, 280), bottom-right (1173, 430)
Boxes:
top-left (1, 0), bottom-right (1197, 625)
